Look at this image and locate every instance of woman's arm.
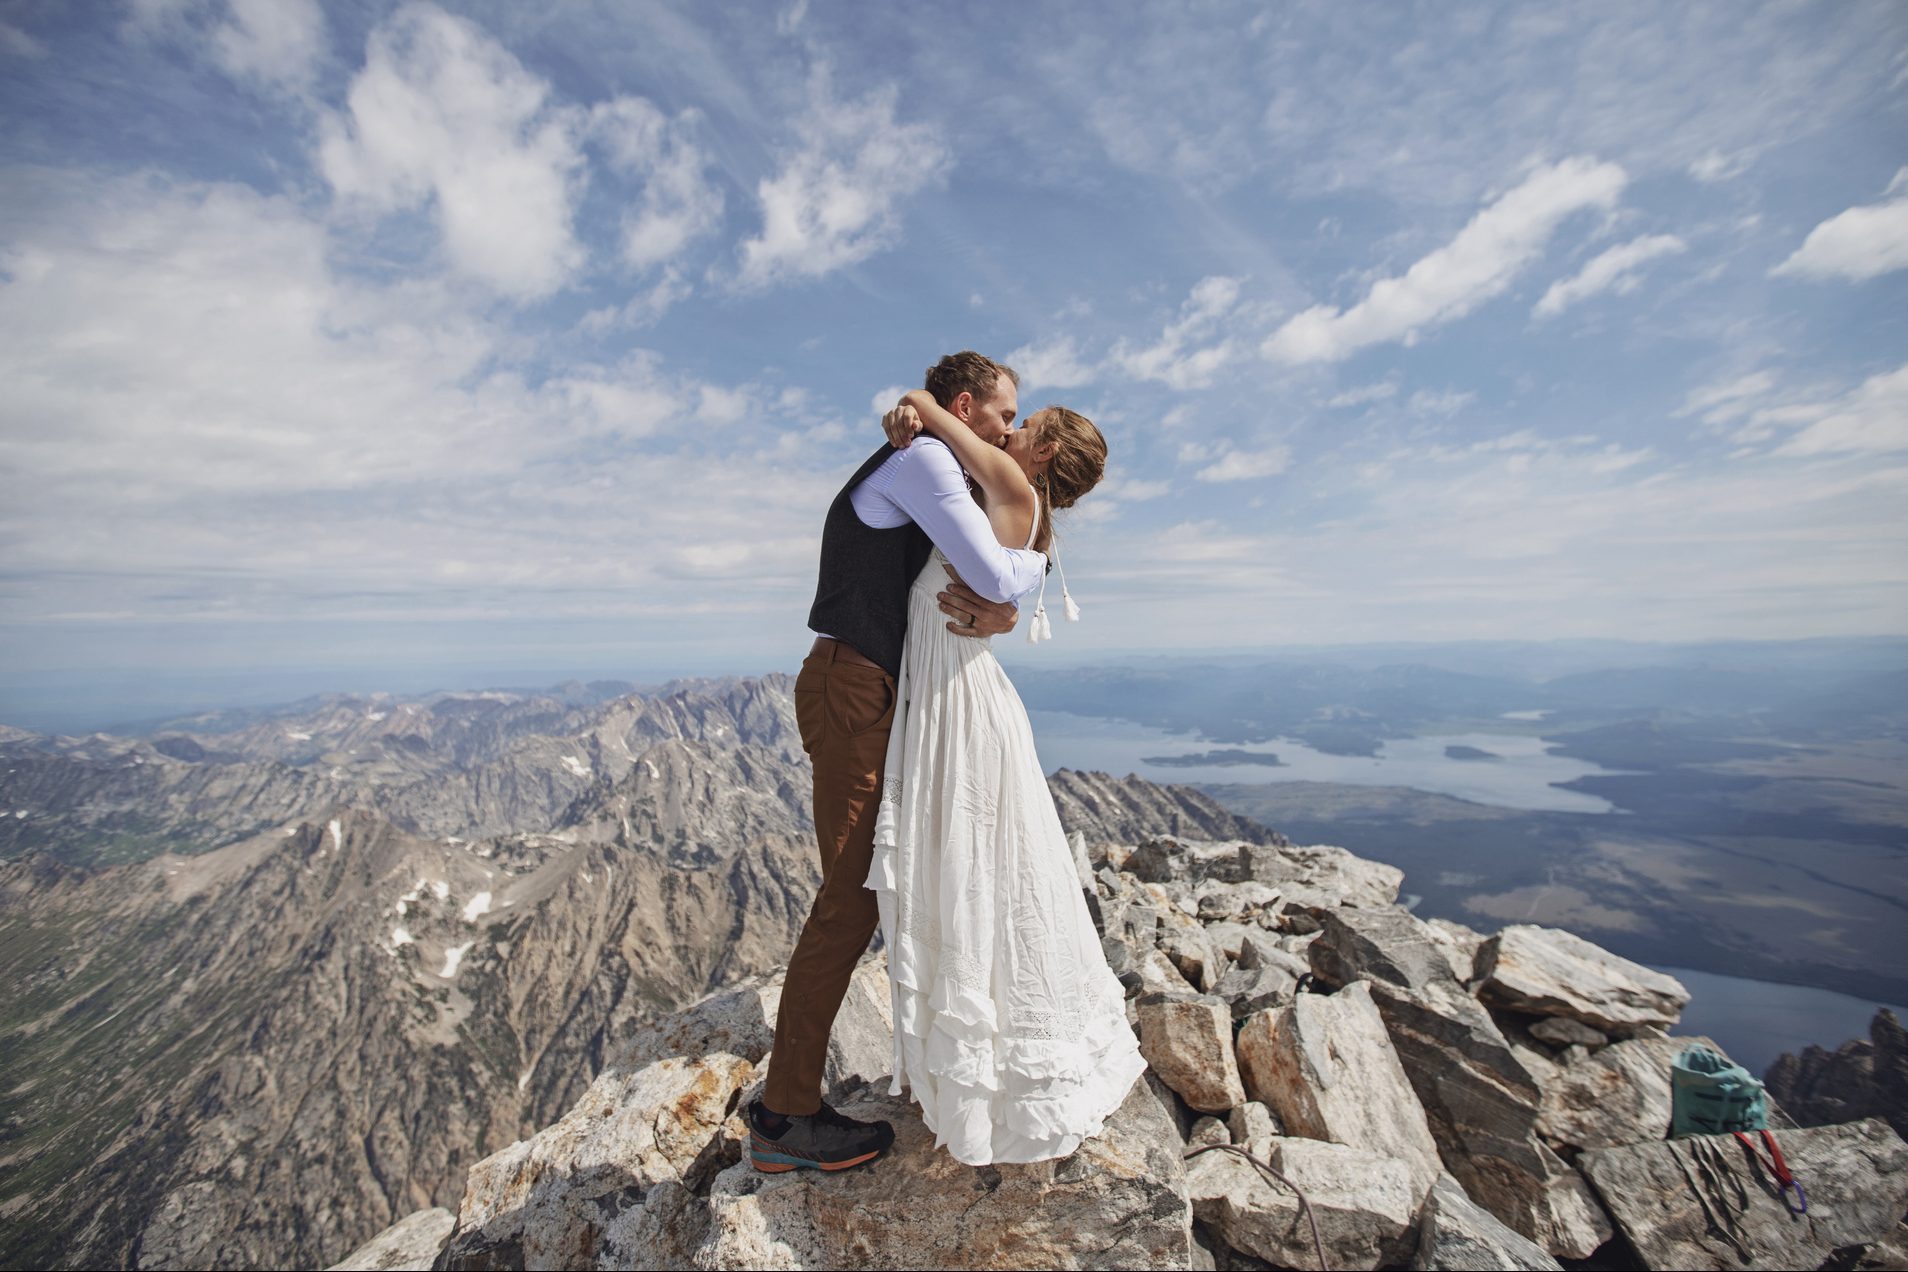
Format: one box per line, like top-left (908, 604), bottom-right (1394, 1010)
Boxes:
top-left (899, 390), bottom-right (1035, 517)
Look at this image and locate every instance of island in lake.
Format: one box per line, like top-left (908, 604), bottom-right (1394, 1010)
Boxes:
top-left (1444, 744), bottom-right (1501, 761)
top-left (1143, 748), bottom-right (1285, 768)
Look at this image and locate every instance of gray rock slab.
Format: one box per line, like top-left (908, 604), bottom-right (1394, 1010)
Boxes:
top-left (1539, 1033), bottom-right (1722, 1151)
top-left (327, 1207), bottom-right (454, 1271)
top-left (1476, 925), bottom-right (1689, 1035)
top-left (1579, 1118), bottom-right (1908, 1271)
top-left (1235, 981), bottom-right (1443, 1198)
top-left (1306, 906), bottom-right (1610, 1258)
top-left (1139, 994), bottom-right (1248, 1113)
top-left (1187, 1137), bottom-right (1419, 1271)
top-left (1412, 1174), bottom-right (1562, 1272)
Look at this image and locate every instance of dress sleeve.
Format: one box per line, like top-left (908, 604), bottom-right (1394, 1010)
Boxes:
top-left (884, 440), bottom-right (1046, 605)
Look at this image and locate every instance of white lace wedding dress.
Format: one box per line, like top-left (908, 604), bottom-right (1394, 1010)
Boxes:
top-left (865, 502), bottom-right (1146, 1166)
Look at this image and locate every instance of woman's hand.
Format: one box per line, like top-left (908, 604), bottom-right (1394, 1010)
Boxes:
top-left (882, 399), bottom-right (924, 449)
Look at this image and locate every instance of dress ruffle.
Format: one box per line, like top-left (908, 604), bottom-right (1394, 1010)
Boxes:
top-left (865, 548), bottom-right (1145, 1167)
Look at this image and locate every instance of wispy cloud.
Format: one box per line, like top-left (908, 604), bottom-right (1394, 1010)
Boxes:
top-left (1769, 362), bottom-right (1908, 457)
top-left (1114, 276), bottom-right (1242, 389)
top-left (1263, 158), bottom-right (1628, 364)
top-left (1534, 233), bottom-right (1687, 317)
top-left (1771, 169), bottom-right (1908, 283)
top-left (734, 70), bottom-right (946, 288)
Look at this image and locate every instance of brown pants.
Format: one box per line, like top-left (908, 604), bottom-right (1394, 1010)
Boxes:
top-left (762, 641), bottom-right (897, 1115)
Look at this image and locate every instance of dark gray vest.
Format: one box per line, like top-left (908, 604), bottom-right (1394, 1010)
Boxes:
top-left (806, 446), bottom-right (934, 680)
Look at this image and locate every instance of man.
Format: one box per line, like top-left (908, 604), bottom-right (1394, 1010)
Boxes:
top-left (748, 351), bottom-right (1046, 1173)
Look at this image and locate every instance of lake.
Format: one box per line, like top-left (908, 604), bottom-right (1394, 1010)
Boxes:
top-left (1027, 708), bottom-right (1629, 814)
top-left (1661, 965), bottom-right (1904, 1077)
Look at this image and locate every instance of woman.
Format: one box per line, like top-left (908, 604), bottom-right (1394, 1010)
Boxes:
top-left (865, 389), bottom-right (1145, 1166)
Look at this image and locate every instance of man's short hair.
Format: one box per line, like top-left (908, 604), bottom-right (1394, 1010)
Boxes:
top-left (924, 351), bottom-right (1019, 410)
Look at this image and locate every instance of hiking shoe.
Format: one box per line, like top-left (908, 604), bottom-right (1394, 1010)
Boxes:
top-left (748, 1097), bottom-right (895, 1173)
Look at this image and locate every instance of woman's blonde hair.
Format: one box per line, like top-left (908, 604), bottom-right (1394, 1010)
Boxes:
top-left (1029, 406), bottom-right (1107, 554)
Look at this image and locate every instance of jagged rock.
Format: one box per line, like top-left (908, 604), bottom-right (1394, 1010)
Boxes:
top-left (691, 1076), bottom-right (1193, 1270)
top-left (1529, 1017), bottom-right (1609, 1050)
top-left (1194, 880), bottom-right (1283, 923)
top-left (1202, 920), bottom-right (1255, 961)
top-left (1149, 893), bottom-right (1226, 991)
top-left (1190, 1117), bottom-right (1230, 1149)
top-left (1765, 1009), bottom-right (1908, 1143)
top-left (1412, 1174), bottom-right (1562, 1272)
top-left (1234, 982), bottom-right (1443, 1197)
top-left (1135, 947), bottom-right (1200, 997)
top-left (1475, 925), bottom-right (1689, 1036)
top-left (1254, 844), bottom-right (1404, 911)
top-left (1213, 964), bottom-right (1295, 1021)
top-left (1188, 1136), bottom-right (1419, 1271)
top-left (437, 959), bottom-right (895, 1269)
top-left (328, 1208), bottom-right (454, 1271)
top-left (1579, 1118), bottom-right (1908, 1271)
top-left (1425, 918), bottom-right (1485, 983)
top-left (1123, 837), bottom-right (1254, 886)
top-left (1235, 930), bottom-right (1310, 980)
top-left (1228, 1102), bottom-right (1281, 1154)
top-left (1537, 1033), bottom-right (1722, 1151)
top-left (1304, 907), bottom-right (1609, 1258)
top-left (1137, 994), bottom-right (1247, 1113)
top-left (1854, 1223), bottom-right (1908, 1270)
top-left (1047, 770), bottom-right (1278, 849)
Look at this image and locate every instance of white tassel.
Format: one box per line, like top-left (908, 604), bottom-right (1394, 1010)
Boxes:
top-left (1031, 607), bottom-right (1053, 642)
top-left (1051, 542), bottom-right (1082, 622)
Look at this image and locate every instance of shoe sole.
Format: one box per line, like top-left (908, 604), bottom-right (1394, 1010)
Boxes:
top-left (749, 1137), bottom-right (887, 1173)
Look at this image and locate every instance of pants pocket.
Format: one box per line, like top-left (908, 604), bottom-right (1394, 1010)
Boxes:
top-left (825, 665), bottom-right (895, 739)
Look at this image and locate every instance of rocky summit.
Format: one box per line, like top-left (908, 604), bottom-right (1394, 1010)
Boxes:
top-left (8, 675), bottom-right (1908, 1271)
top-left (343, 831), bottom-right (1908, 1271)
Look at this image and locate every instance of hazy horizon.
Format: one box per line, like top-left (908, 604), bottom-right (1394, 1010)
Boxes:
top-left (7, 632), bottom-right (1904, 737)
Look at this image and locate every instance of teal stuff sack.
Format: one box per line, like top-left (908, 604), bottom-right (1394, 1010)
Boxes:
top-left (1670, 1044), bottom-right (1768, 1137)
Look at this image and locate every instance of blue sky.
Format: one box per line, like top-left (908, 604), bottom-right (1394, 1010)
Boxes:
top-left (1, 1), bottom-right (1905, 713)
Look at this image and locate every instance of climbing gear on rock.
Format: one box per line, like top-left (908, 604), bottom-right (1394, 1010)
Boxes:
top-left (1734, 1128), bottom-right (1808, 1216)
top-left (1183, 1142), bottom-right (1329, 1271)
top-left (1670, 1043), bottom-right (1768, 1137)
top-left (1668, 1135), bottom-right (1754, 1262)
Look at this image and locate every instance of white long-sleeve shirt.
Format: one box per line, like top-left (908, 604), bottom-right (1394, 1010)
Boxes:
top-left (848, 438), bottom-right (1045, 605)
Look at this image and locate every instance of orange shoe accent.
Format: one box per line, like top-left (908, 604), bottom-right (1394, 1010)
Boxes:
top-left (819, 1149), bottom-right (880, 1171)
top-left (751, 1159), bottom-right (799, 1173)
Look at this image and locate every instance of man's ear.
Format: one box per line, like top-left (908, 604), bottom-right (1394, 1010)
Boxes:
top-left (951, 391), bottom-right (973, 422)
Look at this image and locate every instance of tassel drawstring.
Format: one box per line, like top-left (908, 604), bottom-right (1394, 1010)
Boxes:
top-left (1027, 550), bottom-right (1051, 644)
top-left (1054, 543), bottom-right (1081, 622)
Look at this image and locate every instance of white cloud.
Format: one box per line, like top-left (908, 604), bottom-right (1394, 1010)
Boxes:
top-left (1533, 233), bottom-right (1687, 317)
top-left (735, 71), bottom-right (947, 288)
top-left (1771, 171), bottom-right (1908, 282)
top-left (587, 97), bottom-right (723, 272)
top-left (317, 3), bottom-right (586, 298)
top-left (1674, 370), bottom-right (1778, 424)
top-left (1326, 381), bottom-right (1398, 408)
top-left (211, 0), bottom-right (325, 93)
top-left (1196, 445), bottom-right (1291, 482)
top-left (1115, 276), bottom-right (1242, 389)
top-left (1008, 335), bottom-right (1097, 389)
top-left (1769, 362), bottom-right (1908, 456)
top-left (1263, 157), bottom-right (1629, 364)
top-left (0, 170), bottom-right (847, 636)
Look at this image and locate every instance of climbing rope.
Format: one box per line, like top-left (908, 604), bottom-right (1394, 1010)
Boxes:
top-left (1183, 1142), bottom-right (1330, 1272)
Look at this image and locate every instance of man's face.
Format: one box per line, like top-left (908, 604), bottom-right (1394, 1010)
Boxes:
top-left (959, 374), bottom-right (1018, 448)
